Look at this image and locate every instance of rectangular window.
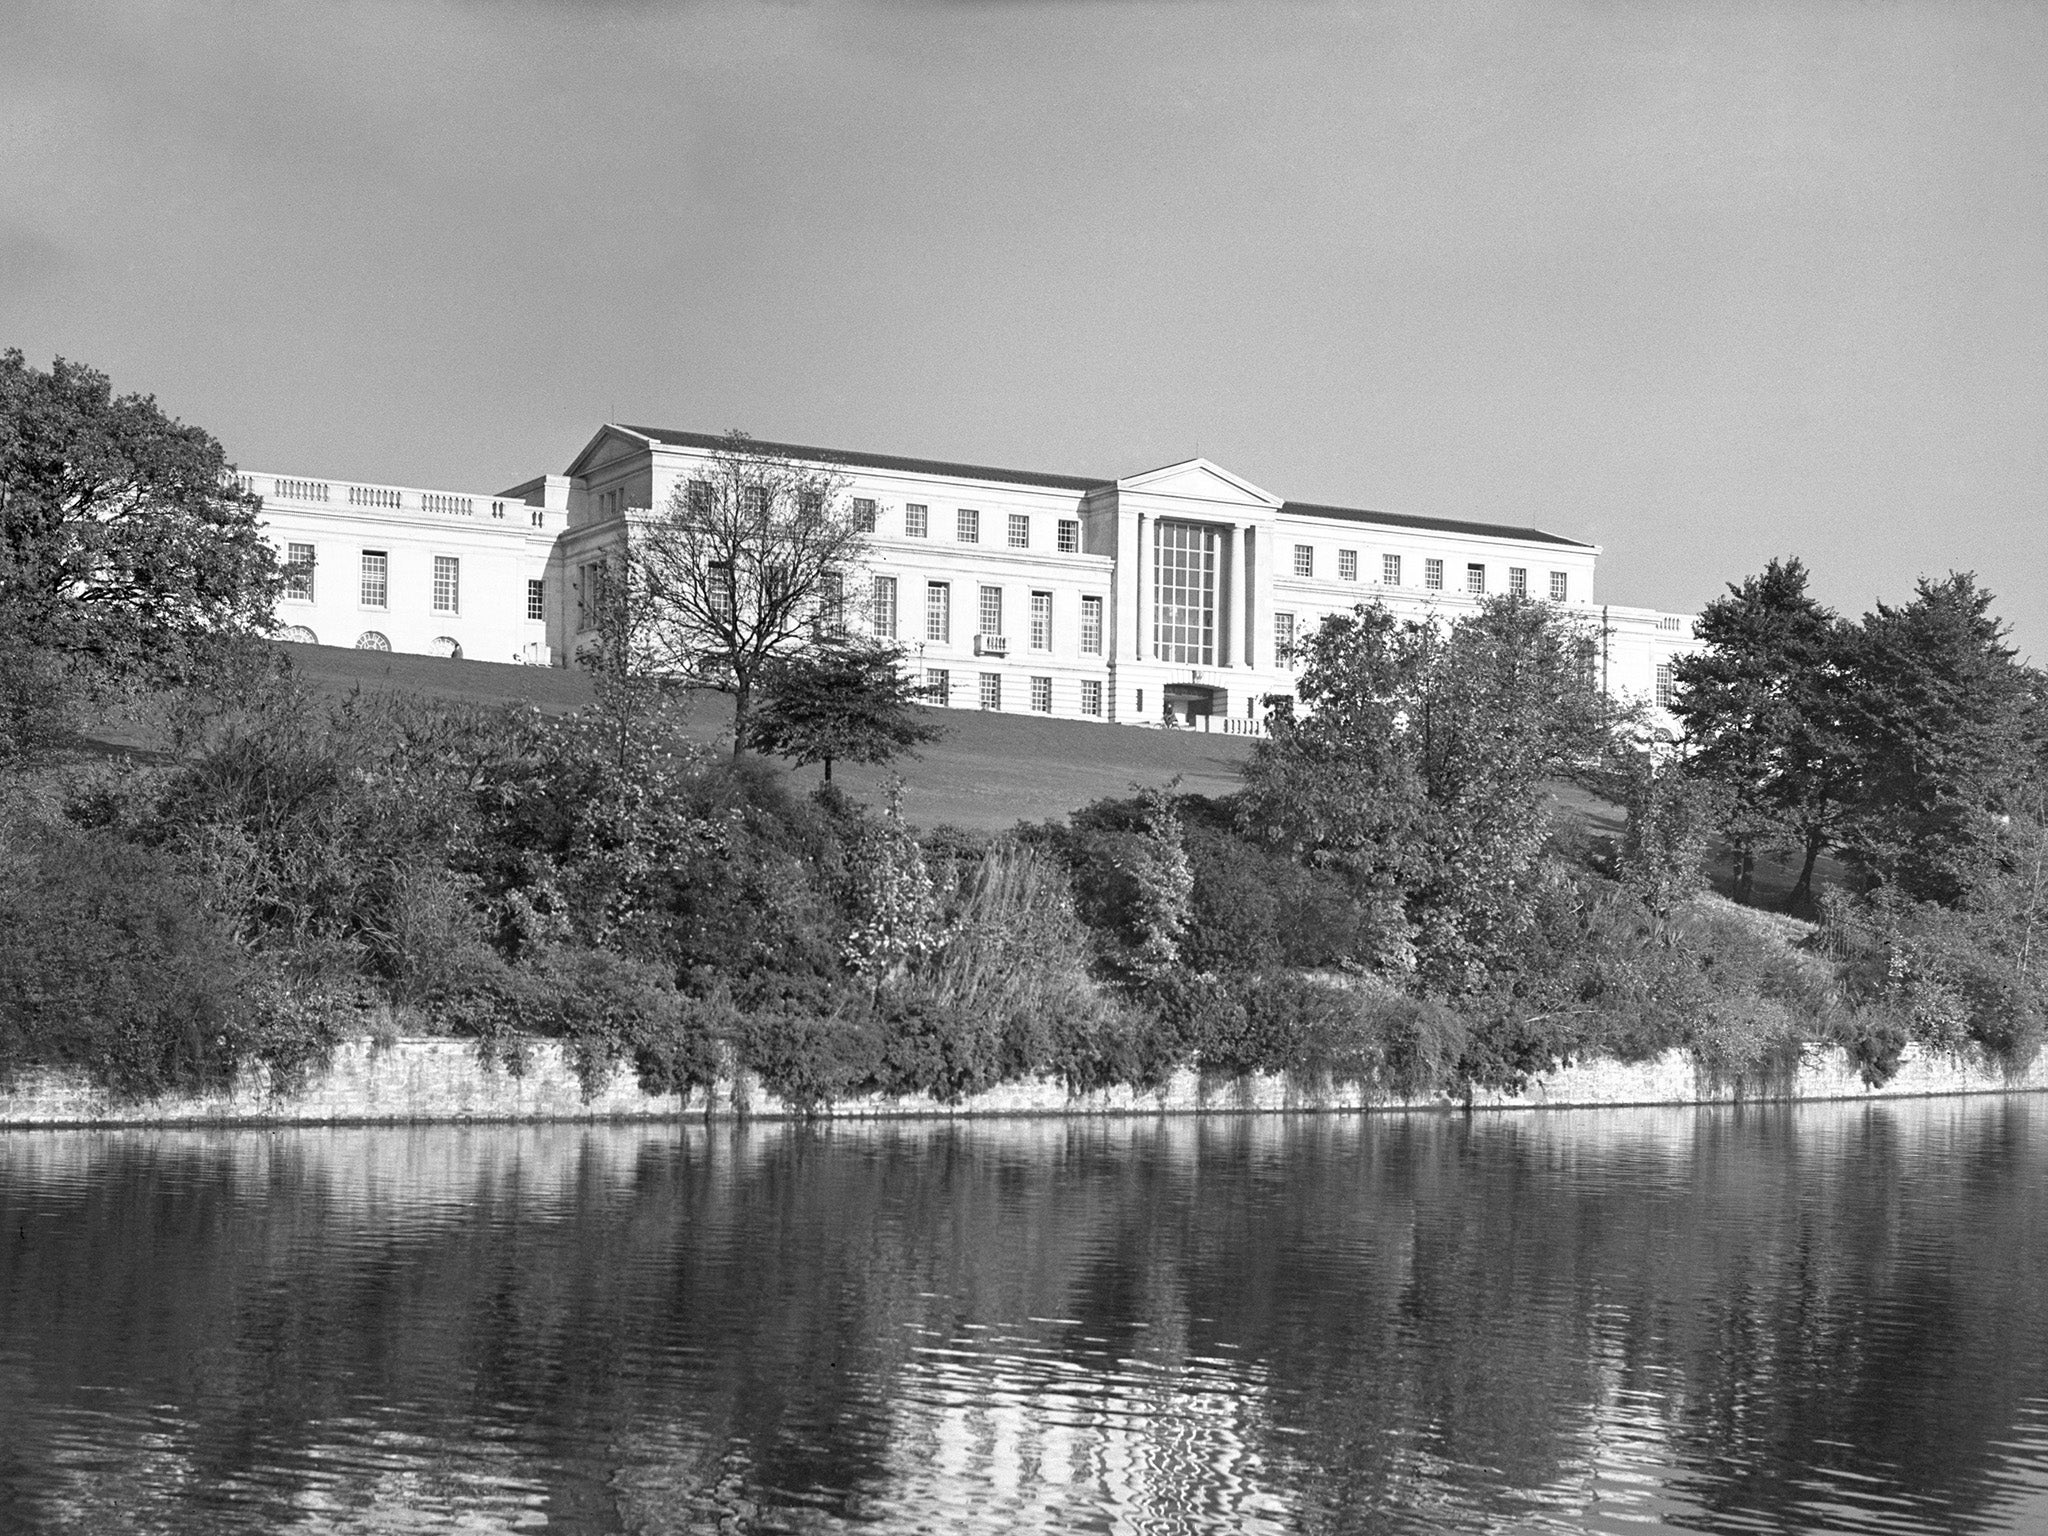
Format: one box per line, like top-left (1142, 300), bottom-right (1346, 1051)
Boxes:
top-left (870, 576), bottom-right (898, 639)
top-left (687, 480), bottom-right (715, 517)
top-left (1080, 679), bottom-right (1103, 717)
top-left (1549, 570), bottom-right (1568, 602)
top-left (577, 562), bottom-right (599, 628)
top-left (707, 561), bottom-right (734, 623)
top-left (1466, 563), bottom-right (1486, 595)
top-left (818, 571), bottom-right (845, 637)
top-left (979, 673), bottom-right (1002, 711)
top-left (1058, 519), bottom-right (1080, 553)
top-left (1656, 663), bottom-right (1675, 709)
top-left (1030, 591), bottom-right (1051, 650)
top-left (360, 550), bottom-right (388, 608)
top-left (926, 582), bottom-right (950, 643)
top-left (925, 667), bottom-right (950, 706)
top-left (526, 578), bottom-right (545, 621)
top-left (285, 542), bottom-right (315, 601)
top-left (1383, 553), bottom-right (1402, 586)
top-left (1508, 567), bottom-right (1528, 598)
top-left (1275, 611), bottom-right (1297, 665)
top-left (852, 497), bottom-right (877, 533)
top-left (1424, 557), bottom-right (1444, 590)
top-left (905, 503), bottom-right (928, 538)
top-left (1007, 513), bottom-right (1030, 549)
top-left (433, 555), bottom-right (460, 614)
top-left (957, 508), bottom-right (979, 543)
top-left (1154, 520), bottom-right (1218, 664)
top-left (1080, 595), bottom-right (1103, 655)
top-left (1030, 676), bottom-right (1052, 713)
top-left (1338, 549), bottom-right (1358, 582)
top-left (1293, 544), bottom-right (1314, 578)
top-left (978, 585), bottom-right (1003, 637)
top-left (280, 544), bottom-right (315, 606)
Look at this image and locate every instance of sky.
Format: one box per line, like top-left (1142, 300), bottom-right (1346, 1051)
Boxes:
top-left (3, 1), bottom-right (2043, 650)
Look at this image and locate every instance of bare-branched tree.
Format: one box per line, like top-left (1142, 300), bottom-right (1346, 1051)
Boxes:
top-left (622, 431), bottom-right (870, 754)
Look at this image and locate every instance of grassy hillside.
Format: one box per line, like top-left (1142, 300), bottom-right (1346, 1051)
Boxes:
top-left (279, 643), bottom-right (1257, 831)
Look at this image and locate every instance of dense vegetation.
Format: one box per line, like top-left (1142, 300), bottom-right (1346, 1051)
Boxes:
top-left (4, 357), bottom-right (2044, 1107)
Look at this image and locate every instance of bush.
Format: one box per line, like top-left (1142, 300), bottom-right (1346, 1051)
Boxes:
top-left (0, 819), bottom-right (339, 1098)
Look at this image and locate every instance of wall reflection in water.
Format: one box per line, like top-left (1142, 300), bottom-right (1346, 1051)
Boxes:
top-left (4, 1101), bottom-right (2048, 1533)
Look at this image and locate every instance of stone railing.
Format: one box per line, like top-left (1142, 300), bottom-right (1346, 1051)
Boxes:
top-left (250, 472), bottom-right (547, 530)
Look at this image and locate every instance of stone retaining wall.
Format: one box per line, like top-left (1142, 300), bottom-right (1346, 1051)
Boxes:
top-left (1, 1037), bottom-right (2044, 1128)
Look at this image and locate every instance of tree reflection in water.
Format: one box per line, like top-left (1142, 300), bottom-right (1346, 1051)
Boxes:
top-left (3, 1099), bottom-right (2047, 1533)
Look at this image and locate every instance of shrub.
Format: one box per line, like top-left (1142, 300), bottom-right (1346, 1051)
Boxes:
top-left (0, 819), bottom-right (339, 1098)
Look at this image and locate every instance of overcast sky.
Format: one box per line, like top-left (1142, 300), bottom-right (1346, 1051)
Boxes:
top-left (3, 1), bottom-right (2042, 648)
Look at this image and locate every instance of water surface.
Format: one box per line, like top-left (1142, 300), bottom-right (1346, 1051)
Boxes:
top-left (4, 1099), bottom-right (2047, 1533)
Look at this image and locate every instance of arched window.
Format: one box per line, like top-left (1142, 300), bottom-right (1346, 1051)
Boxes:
top-left (279, 625), bottom-right (319, 645)
top-left (355, 631), bottom-right (391, 652)
top-left (429, 636), bottom-right (463, 660)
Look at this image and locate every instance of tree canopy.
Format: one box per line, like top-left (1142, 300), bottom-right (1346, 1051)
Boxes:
top-left (1240, 596), bottom-right (1618, 989)
top-left (0, 350), bottom-right (280, 677)
top-left (620, 431), bottom-right (870, 753)
top-left (750, 637), bottom-right (942, 782)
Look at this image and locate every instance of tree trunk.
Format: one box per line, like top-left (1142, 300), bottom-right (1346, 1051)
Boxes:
top-left (823, 755), bottom-right (834, 784)
top-left (1733, 845), bottom-right (1755, 906)
top-left (730, 678), bottom-right (750, 756)
top-left (1786, 829), bottom-right (1825, 917)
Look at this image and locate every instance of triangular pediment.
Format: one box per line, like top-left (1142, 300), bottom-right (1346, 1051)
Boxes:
top-left (1115, 458), bottom-right (1281, 509)
top-left (563, 424), bottom-right (657, 479)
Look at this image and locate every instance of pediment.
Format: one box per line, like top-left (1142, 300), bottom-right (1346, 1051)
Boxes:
top-left (563, 424), bottom-right (656, 479)
top-left (1115, 458), bottom-right (1281, 509)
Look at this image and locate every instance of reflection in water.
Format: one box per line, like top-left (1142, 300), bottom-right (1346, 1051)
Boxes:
top-left (3, 1102), bottom-right (2048, 1532)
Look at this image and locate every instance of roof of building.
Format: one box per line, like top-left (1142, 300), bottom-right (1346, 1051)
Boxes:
top-left (617, 426), bottom-right (1109, 493)
top-left (1279, 501), bottom-right (1595, 549)
top-left (617, 425), bottom-right (1595, 550)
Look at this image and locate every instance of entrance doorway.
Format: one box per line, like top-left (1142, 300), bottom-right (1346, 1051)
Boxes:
top-left (1162, 683), bottom-right (1223, 728)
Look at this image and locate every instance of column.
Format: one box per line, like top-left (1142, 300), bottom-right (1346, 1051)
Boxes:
top-left (1226, 523), bottom-right (1247, 667)
top-left (1240, 525), bottom-right (1255, 670)
top-left (1133, 513), bottom-right (1147, 660)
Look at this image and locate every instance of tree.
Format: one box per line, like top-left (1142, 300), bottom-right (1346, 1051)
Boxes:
top-left (621, 431), bottom-right (869, 754)
top-left (1240, 596), bottom-right (1617, 987)
top-left (750, 637), bottom-right (941, 783)
top-left (1838, 573), bottom-right (2036, 906)
top-left (0, 351), bottom-right (280, 687)
top-left (1670, 558), bottom-right (1859, 911)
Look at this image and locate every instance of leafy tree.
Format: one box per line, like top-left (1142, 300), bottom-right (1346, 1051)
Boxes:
top-left (1670, 558), bottom-right (1859, 911)
top-left (1838, 573), bottom-right (2037, 906)
top-left (1240, 596), bottom-right (1616, 988)
top-left (0, 351), bottom-right (280, 689)
top-left (620, 430), bottom-right (869, 754)
top-left (751, 636), bottom-right (941, 783)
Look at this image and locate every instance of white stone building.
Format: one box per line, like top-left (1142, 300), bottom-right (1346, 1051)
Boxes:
top-left (249, 425), bottom-right (1701, 726)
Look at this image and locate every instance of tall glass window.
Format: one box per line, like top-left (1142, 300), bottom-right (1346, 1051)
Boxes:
top-left (1007, 514), bottom-right (1030, 549)
top-left (1080, 595), bottom-right (1103, 655)
top-left (433, 556), bottom-right (460, 614)
top-left (526, 579), bottom-right (545, 620)
top-left (1153, 520), bottom-right (1217, 665)
top-left (1030, 591), bottom-right (1051, 650)
top-left (978, 586), bottom-right (1003, 636)
top-left (1383, 554), bottom-right (1402, 586)
top-left (1338, 549), bottom-right (1358, 581)
top-left (286, 542), bottom-right (315, 601)
top-left (957, 509), bottom-right (979, 543)
top-left (925, 582), bottom-right (950, 643)
top-left (905, 504), bottom-right (928, 538)
top-left (1549, 571), bottom-right (1568, 601)
top-left (1424, 558), bottom-right (1444, 590)
top-left (870, 576), bottom-right (897, 639)
top-left (360, 551), bottom-right (388, 608)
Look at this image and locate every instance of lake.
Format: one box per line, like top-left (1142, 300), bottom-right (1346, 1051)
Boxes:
top-left (3, 1099), bottom-right (2047, 1533)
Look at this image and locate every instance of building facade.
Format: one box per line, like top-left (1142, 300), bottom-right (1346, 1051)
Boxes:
top-left (249, 425), bottom-right (1701, 726)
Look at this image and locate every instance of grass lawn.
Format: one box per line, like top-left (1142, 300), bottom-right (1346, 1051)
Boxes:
top-left (278, 643), bottom-right (1258, 831)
